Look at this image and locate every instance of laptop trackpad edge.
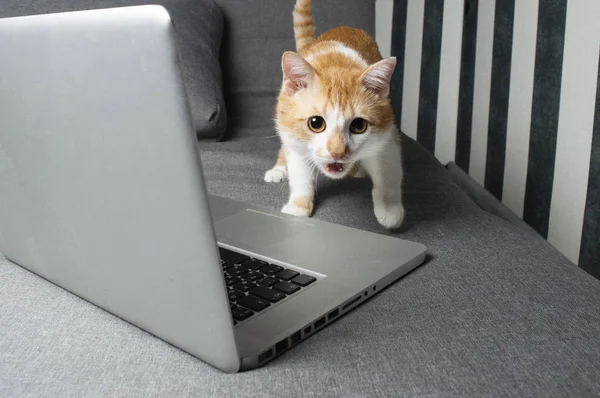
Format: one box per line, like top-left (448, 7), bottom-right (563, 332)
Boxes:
top-left (214, 209), bottom-right (312, 252)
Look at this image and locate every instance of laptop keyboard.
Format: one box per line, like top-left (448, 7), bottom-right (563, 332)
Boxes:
top-left (219, 247), bottom-right (316, 324)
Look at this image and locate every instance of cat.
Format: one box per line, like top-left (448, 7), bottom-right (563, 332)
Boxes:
top-left (264, 0), bottom-right (405, 229)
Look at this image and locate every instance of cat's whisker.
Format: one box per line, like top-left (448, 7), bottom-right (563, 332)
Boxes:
top-left (312, 162), bottom-right (320, 195)
top-left (259, 135), bottom-right (281, 140)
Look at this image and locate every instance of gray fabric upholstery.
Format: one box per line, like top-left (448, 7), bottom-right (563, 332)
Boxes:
top-left (215, 0), bottom-right (376, 138)
top-left (0, 0), bottom-right (227, 140)
top-left (2, 135), bottom-right (600, 396)
top-left (446, 161), bottom-right (538, 235)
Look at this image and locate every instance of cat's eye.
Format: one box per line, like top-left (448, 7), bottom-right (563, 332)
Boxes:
top-left (308, 116), bottom-right (326, 133)
top-left (349, 118), bottom-right (368, 134)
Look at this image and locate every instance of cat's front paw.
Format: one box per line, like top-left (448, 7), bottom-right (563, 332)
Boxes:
top-left (374, 201), bottom-right (405, 229)
top-left (282, 197), bottom-right (313, 218)
top-left (264, 166), bottom-right (288, 183)
top-left (282, 203), bottom-right (310, 217)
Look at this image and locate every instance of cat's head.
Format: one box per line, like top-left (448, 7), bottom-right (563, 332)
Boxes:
top-left (276, 51), bottom-right (397, 179)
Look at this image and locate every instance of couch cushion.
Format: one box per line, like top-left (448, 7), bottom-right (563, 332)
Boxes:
top-left (0, 0), bottom-right (227, 140)
top-left (2, 134), bottom-right (600, 396)
top-left (215, 0), bottom-right (376, 138)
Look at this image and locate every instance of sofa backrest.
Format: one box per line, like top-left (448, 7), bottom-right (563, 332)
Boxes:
top-left (384, 0), bottom-right (600, 278)
top-left (215, 0), bottom-right (376, 138)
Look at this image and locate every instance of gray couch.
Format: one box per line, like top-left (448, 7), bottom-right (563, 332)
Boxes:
top-left (2, 0), bottom-right (600, 396)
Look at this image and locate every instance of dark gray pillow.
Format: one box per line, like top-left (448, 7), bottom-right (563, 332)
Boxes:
top-left (0, 0), bottom-right (227, 140)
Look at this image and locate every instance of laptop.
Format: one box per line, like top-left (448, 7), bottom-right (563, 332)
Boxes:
top-left (0, 5), bottom-right (426, 373)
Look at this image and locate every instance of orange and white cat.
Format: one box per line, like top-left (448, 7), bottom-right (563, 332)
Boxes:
top-left (264, 0), bottom-right (405, 229)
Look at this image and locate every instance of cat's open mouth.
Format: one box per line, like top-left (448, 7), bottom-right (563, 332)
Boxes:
top-left (325, 162), bottom-right (345, 173)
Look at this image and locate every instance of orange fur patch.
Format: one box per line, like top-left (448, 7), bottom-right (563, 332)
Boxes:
top-left (293, 0), bottom-right (316, 52)
top-left (306, 26), bottom-right (382, 64)
top-left (275, 147), bottom-right (287, 167)
top-left (277, 24), bottom-right (395, 132)
top-left (292, 196), bottom-right (314, 214)
top-left (326, 130), bottom-right (347, 158)
top-left (275, 1), bottom-right (397, 165)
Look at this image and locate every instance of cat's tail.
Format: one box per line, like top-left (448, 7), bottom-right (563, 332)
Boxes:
top-left (293, 0), bottom-right (316, 52)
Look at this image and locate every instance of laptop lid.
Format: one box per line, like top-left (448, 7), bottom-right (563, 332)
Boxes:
top-left (0, 6), bottom-right (240, 372)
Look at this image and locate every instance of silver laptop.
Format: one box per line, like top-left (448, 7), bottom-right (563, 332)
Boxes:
top-left (0, 6), bottom-right (426, 372)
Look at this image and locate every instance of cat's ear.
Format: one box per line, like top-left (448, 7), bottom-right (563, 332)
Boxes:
top-left (282, 51), bottom-right (315, 96)
top-left (360, 57), bottom-right (397, 98)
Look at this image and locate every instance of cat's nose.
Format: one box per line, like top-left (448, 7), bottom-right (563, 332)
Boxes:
top-left (331, 153), bottom-right (343, 161)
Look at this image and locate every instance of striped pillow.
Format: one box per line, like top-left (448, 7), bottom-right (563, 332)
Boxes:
top-left (384, 0), bottom-right (599, 278)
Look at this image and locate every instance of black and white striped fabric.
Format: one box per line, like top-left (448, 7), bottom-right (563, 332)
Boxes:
top-left (381, 0), bottom-right (600, 278)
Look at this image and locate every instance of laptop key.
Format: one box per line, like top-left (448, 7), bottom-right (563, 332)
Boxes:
top-left (237, 295), bottom-right (270, 312)
top-left (228, 289), bottom-right (244, 302)
top-left (229, 265), bottom-right (251, 276)
top-left (275, 269), bottom-right (299, 281)
top-left (260, 264), bottom-right (283, 275)
top-left (232, 280), bottom-right (258, 293)
top-left (225, 275), bottom-right (240, 286)
top-left (257, 276), bottom-right (278, 287)
top-left (291, 274), bottom-right (317, 287)
top-left (221, 259), bottom-right (233, 271)
top-left (240, 271), bottom-right (263, 282)
top-left (251, 286), bottom-right (285, 303)
top-left (243, 259), bottom-right (268, 270)
top-left (273, 281), bottom-right (301, 295)
top-left (231, 306), bottom-right (253, 321)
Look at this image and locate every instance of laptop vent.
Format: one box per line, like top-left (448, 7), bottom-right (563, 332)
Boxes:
top-left (258, 286), bottom-right (378, 365)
